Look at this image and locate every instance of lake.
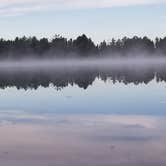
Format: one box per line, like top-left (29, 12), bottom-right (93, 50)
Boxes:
top-left (0, 60), bottom-right (166, 166)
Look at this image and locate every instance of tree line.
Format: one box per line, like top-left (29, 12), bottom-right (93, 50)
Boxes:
top-left (0, 34), bottom-right (166, 58)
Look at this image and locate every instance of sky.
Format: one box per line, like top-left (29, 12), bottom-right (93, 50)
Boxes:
top-left (0, 0), bottom-right (166, 42)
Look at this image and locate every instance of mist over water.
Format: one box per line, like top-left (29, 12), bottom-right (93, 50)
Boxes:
top-left (0, 56), bottom-right (165, 89)
top-left (1, 56), bottom-right (166, 69)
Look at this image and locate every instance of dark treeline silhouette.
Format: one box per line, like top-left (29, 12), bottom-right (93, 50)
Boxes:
top-left (0, 64), bottom-right (165, 90)
top-left (0, 34), bottom-right (166, 58)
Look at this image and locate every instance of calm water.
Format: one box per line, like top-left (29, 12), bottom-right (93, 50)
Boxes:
top-left (0, 63), bottom-right (166, 166)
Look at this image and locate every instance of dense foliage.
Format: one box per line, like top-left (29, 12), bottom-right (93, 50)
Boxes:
top-left (0, 34), bottom-right (166, 58)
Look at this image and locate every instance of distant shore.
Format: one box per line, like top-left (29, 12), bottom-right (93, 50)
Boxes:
top-left (0, 34), bottom-right (166, 59)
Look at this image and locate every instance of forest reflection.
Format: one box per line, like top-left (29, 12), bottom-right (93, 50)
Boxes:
top-left (0, 63), bottom-right (166, 90)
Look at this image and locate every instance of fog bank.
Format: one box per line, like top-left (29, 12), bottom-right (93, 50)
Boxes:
top-left (0, 56), bottom-right (166, 69)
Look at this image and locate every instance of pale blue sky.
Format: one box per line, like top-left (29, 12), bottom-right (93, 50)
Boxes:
top-left (0, 0), bottom-right (166, 42)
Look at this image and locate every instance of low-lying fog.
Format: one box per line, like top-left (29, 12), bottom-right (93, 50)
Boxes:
top-left (0, 56), bottom-right (165, 89)
top-left (0, 56), bottom-right (166, 70)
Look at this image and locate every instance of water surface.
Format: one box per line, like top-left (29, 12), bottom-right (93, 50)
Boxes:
top-left (0, 63), bottom-right (166, 166)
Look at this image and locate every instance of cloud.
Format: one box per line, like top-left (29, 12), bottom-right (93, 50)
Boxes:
top-left (0, 0), bottom-right (165, 16)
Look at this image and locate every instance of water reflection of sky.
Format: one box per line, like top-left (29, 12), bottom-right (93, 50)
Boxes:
top-left (0, 79), bottom-right (166, 115)
top-left (0, 79), bottom-right (166, 165)
top-left (0, 113), bottom-right (166, 166)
